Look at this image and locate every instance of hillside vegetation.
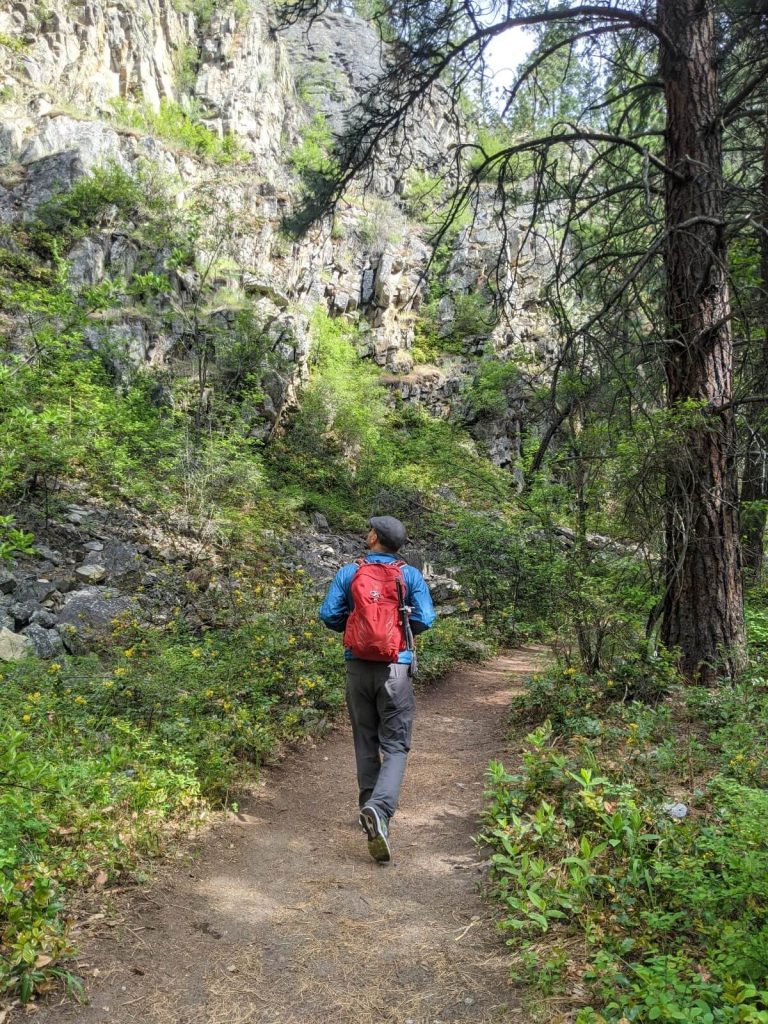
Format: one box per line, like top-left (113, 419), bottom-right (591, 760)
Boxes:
top-left (2, 0), bottom-right (768, 1018)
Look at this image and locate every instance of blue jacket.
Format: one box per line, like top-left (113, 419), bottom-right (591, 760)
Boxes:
top-left (319, 552), bottom-right (436, 663)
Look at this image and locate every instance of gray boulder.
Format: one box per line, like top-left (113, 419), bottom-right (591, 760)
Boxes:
top-left (56, 586), bottom-right (137, 653)
top-left (8, 601), bottom-right (40, 628)
top-left (663, 802), bottom-right (688, 821)
top-left (67, 236), bottom-right (107, 287)
top-left (30, 609), bottom-right (57, 628)
top-left (14, 579), bottom-right (57, 604)
top-left (0, 570), bottom-right (17, 595)
top-left (22, 624), bottom-right (66, 659)
top-left (0, 627), bottom-right (33, 661)
top-left (81, 541), bottom-right (143, 585)
top-left (34, 545), bottom-right (64, 566)
top-left (75, 564), bottom-right (107, 584)
top-left (426, 574), bottom-right (462, 604)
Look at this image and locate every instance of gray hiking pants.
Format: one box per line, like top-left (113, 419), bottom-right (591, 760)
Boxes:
top-left (345, 660), bottom-right (415, 821)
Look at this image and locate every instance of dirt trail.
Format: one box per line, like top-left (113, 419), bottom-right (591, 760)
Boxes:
top-left (30, 648), bottom-right (546, 1024)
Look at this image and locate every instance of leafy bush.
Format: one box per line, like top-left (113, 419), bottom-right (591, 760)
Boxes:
top-left (464, 359), bottom-right (520, 418)
top-left (0, 31), bottom-right (28, 53)
top-left (511, 653), bottom-right (679, 728)
top-left (289, 113), bottom-right (337, 179)
top-left (418, 615), bottom-right (497, 679)
top-left (107, 98), bottom-right (242, 162)
top-left (401, 169), bottom-right (450, 227)
top-left (355, 195), bottom-right (406, 250)
top-left (483, 650), bottom-right (768, 1022)
top-left (0, 515), bottom-right (36, 563)
top-left (35, 164), bottom-right (145, 238)
top-left (746, 595), bottom-right (768, 662)
top-left (0, 310), bottom-right (182, 503)
top-left (416, 290), bottom-right (497, 357)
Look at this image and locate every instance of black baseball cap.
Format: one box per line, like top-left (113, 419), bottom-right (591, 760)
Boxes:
top-left (369, 515), bottom-right (407, 551)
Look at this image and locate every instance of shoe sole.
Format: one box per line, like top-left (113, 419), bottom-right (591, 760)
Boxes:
top-left (359, 807), bottom-right (391, 864)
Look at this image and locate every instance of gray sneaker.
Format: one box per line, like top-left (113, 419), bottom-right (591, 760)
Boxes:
top-left (359, 804), bottom-right (391, 863)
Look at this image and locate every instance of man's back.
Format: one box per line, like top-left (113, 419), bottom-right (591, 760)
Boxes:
top-left (318, 518), bottom-right (436, 863)
top-left (319, 552), bottom-right (435, 663)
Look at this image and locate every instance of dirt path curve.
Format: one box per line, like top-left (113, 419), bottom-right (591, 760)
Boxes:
top-left (32, 647), bottom-right (546, 1024)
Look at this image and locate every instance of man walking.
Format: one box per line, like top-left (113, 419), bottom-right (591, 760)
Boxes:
top-left (319, 516), bottom-right (436, 863)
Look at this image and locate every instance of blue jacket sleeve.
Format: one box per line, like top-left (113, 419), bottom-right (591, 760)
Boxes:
top-left (404, 566), bottom-right (436, 634)
top-left (319, 566), bottom-right (353, 632)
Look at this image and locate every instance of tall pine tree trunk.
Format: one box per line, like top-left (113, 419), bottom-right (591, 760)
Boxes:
top-left (740, 122), bottom-right (768, 582)
top-left (658, 0), bottom-right (745, 681)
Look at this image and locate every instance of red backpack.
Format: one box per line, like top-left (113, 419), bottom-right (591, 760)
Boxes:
top-left (344, 558), bottom-right (408, 662)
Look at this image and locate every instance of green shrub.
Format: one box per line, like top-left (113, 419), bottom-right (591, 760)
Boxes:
top-left (0, 515), bottom-right (36, 563)
top-left (746, 595), bottom-right (768, 662)
top-left (401, 169), bottom-right (449, 227)
top-left (416, 290), bottom-right (497, 357)
top-left (0, 31), bottom-right (27, 53)
top-left (464, 359), bottom-right (519, 418)
top-left (484, 657), bottom-right (768, 1021)
top-left (35, 164), bottom-right (145, 238)
top-left (107, 98), bottom-right (242, 162)
top-left (355, 196), bottom-right (406, 250)
top-left (0, 315), bottom-right (182, 503)
top-left (418, 615), bottom-right (497, 680)
top-left (289, 113), bottom-right (337, 179)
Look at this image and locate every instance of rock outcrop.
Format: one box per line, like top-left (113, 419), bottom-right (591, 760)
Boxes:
top-left (1, 0), bottom-right (553, 402)
top-left (0, 0), bottom-right (558, 657)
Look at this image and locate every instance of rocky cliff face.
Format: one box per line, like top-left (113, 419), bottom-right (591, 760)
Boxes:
top-left (0, 0), bottom-right (558, 662)
top-left (0, 0), bottom-right (552, 452)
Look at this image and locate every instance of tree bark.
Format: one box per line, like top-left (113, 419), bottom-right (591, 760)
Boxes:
top-left (740, 118), bottom-right (768, 583)
top-left (658, 0), bottom-right (745, 681)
